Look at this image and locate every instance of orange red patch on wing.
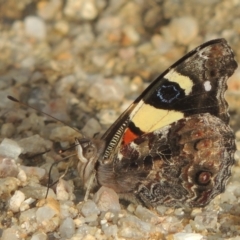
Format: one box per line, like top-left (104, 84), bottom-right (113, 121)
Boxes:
top-left (122, 128), bottom-right (138, 145)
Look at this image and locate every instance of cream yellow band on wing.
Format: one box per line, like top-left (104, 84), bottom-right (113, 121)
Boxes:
top-left (130, 100), bottom-right (184, 132)
top-left (165, 69), bottom-right (194, 95)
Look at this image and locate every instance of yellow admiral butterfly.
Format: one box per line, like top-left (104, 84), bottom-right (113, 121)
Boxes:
top-left (76, 38), bottom-right (237, 208)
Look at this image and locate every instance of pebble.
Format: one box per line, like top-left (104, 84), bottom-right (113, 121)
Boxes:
top-left (36, 205), bottom-right (60, 232)
top-left (0, 157), bottom-right (19, 178)
top-left (134, 205), bottom-right (160, 224)
top-left (21, 184), bottom-right (56, 200)
top-left (88, 79), bottom-right (125, 103)
top-left (20, 166), bottom-right (46, 180)
top-left (24, 16), bottom-right (47, 40)
top-left (18, 134), bottom-right (51, 155)
top-left (1, 123), bottom-right (15, 138)
top-left (55, 75), bottom-right (76, 96)
top-left (56, 179), bottom-right (75, 201)
top-left (168, 17), bottom-right (199, 45)
top-left (93, 186), bottom-right (121, 212)
top-left (1, 228), bottom-right (19, 240)
top-left (37, 0), bottom-right (62, 20)
top-left (1, 0), bottom-right (240, 239)
top-left (59, 217), bottom-right (75, 239)
top-left (0, 177), bottom-right (20, 200)
top-left (81, 117), bottom-right (102, 138)
top-left (97, 109), bottom-right (118, 125)
top-left (173, 233), bottom-right (206, 240)
top-left (193, 211), bottom-right (218, 231)
top-left (0, 138), bottom-right (22, 160)
top-left (19, 208), bottom-right (38, 223)
top-left (50, 126), bottom-right (80, 142)
top-left (64, 0), bottom-right (98, 20)
top-left (102, 224), bottom-right (118, 237)
top-left (81, 200), bottom-right (100, 217)
top-left (9, 190), bottom-right (25, 212)
top-left (30, 231), bottom-right (48, 240)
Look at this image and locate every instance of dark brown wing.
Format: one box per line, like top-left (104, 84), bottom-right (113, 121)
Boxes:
top-left (97, 113), bottom-right (235, 208)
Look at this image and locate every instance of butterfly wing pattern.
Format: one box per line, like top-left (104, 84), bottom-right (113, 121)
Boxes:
top-left (78, 38), bottom-right (237, 208)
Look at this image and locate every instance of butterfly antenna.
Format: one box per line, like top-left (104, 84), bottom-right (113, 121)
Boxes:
top-left (45, 153), bottom-right (77, 198)
top-left (7, 95), bottom-right (82, 135)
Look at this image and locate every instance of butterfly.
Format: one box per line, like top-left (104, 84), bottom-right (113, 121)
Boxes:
top-left (76, 38), bottom-right (237, 208)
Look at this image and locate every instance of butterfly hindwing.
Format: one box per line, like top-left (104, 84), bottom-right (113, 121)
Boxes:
top-left (97, 113), bottom-right (235, 207)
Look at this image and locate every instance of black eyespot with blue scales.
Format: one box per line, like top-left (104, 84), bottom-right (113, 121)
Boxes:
top-left (143, 79), bottom-right (185, 109)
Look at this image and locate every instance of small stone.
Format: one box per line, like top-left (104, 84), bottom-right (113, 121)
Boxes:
top-left (56, 179), bottom-right (75, 201)
top-left (81, 118), bottom-right (102, 138)
top-left (75, 224), bottom-right (98, 238)
top-left (56, 75), bottom-right (76, 96)
top-left (168, 17), bottom-right (199, 45)
top-left (220, 187), bottom-right (237, 204)
top-left (37, 0), bottom-right (62, 20)
top-left (82, 234), bottom-right (96, 240)
top-left (173, 233), bottom-right (206, 240)
top-left (9, 190), bottom-right (25, 212)
top-left (93, 186), bottom-right (121, 212)
top-left (20, 56), bottom-right (36, 69)
top-left (59, 217), bottom-right (75, 239)
top-left (156, 205), bottom-right (168, 216)
top-left (24, 16), bottom-right (46, 40)
top-left (0, 87), bottom-right (18, 109)
top-left (96, 16), bottom-right (122, 32)
top-left (50, 126), bottom-right (80, 142)
top-left (118, 46), bottom-right (136, 60)
top-left (18, 134), bottom-right (51, 155)
top-left (20, 166), bottom-right (46, 181)
top-left (97, 109), bottom-right (118, 125)
top-left (19, 208), bottom-right (37, 223)
top-left (1, 123), bottom-right (15, 138)
top-left (0, 138), bottom-right (22, 159)
top-left (174, 208), bottom-right (185, 217)
top-left (102, 224), bottom-right (118, 237)
top-left (73, 29), bottom-right (95, 53)
top-left (20, 197), bottom-right (35, 212)
top-left (60, 201), bottom-right (78, 219)
top-left (193, 211), bottom-right (218, 231)
top-left (0, 177), bottom-right (20, 200)
top-left (21, 184), bottom-right (56, 200)
top-left (64, 0), bottom-right (98, 20)
top-left (36, 204), bottom-right (60, 232)
top-left (118, 215), bottom-right (154, 238)
top-left (17, 168), bottom-right (27, 182)
top-left (122, 25), bottom-right (140, 44)
top-left (88, 79), bottom-right (124, 103)
top-left (134, 205), bottom-right (160, 224)
top-left (80, 0), bottom-right (98, 20)
top-left (1, 228), bottom-right (19, 240)
top-left (54, 20), bottom-right (69, 35)
top-left (0, 157), bottom-right (19, 178)
top-left (81, 200), bottom-right (100, 217)
top-left (27, 113), bottom-right (45, 132)
top-left (30, 231), bottom-right (48, 240)
top-left (84, 214), bottom-right (99, 223)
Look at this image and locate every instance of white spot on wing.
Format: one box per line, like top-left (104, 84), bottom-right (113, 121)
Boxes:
top-left (204, 81), bottom-right (212, 91)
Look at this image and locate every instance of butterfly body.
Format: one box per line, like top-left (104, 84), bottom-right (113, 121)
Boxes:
top-left (77, 38), bottom-right (237, 208)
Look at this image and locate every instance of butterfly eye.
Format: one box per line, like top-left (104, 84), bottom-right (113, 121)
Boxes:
top-left (84, 146), bottom-right (96, 159)
top-left (196, 171), bottom-right (212, 185)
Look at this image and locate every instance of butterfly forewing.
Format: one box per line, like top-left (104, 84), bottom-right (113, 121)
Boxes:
top-left (101, 39), bottom-right (237, 161)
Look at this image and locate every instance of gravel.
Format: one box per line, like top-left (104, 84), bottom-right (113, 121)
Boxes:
top-left (0, 0), bottom-right (240, 239)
